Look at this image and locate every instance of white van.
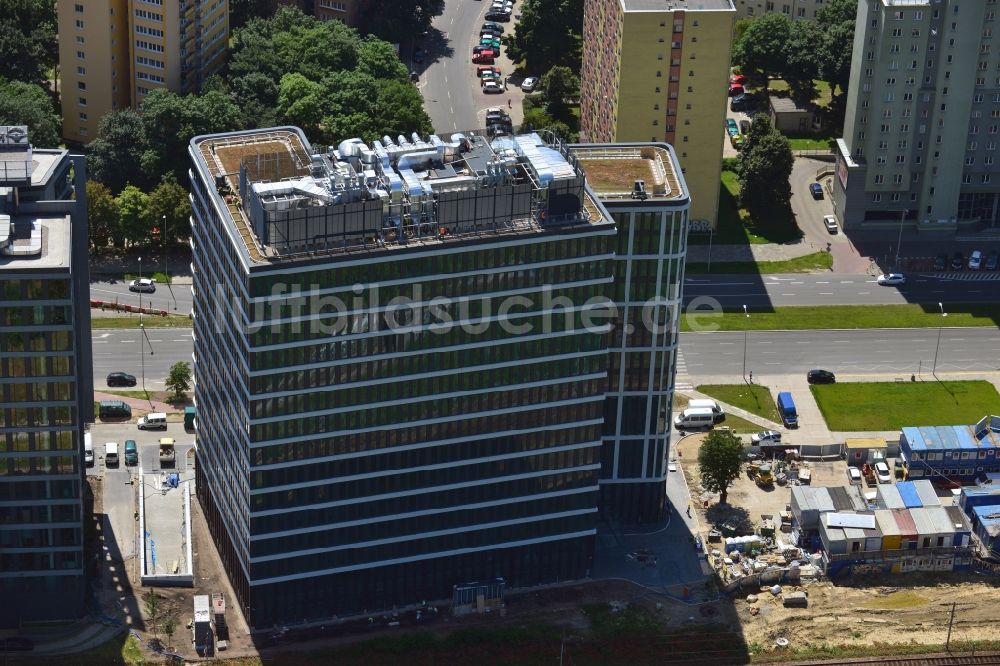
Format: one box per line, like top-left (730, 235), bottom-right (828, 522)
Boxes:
top-left (84, 433), bottom-right (94, 467)
top-left (105, 442), bottom-right (120, 467)
top-left (137, 412), bottom-right (167, 430)
top-left (673, 407), bottom-right (716, 430)
top-left (686, 399), bottom-right (725, 423)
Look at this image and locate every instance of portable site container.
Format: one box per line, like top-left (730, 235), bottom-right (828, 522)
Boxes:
top-left (909, 508), bottom-right (938, 550)
top-left (875, 510), bottom-right (903, 551)
top-left (820, 512), bottom-right (880, 555)
top-left (913, 480), bottom-right (941, 507)
top-left (877, 484), bottom-right (905, 510)
top-left (791, 486), bottom-right (834, 532)
top-left (944, 505), bottom-right (972, 547)
top-left (972, 505), bottom-right (1000, 555)
top-left (828, 485), bottom-right (869, 512)
top-left (925, 506), bottom-right (955, 548)
top-left (896, 481), bottom-right (923, 509)
top-left (959, 484), bottom-right (1000, 514)
top-left (845, 438), bottom-right (887, 465)
top-left (892, 508), bottom-right (918, 549)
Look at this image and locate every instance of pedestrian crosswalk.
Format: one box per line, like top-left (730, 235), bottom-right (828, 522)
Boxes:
top-left (922, 271), bottom-right (1000, 281)
top-left (674, 349), bottom-right (694, 391)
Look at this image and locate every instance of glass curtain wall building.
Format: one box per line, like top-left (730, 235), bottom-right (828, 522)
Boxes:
top-left (189, 128), bottom-right (618, 629)
top-left (0, 127), bottom-right (93, 623)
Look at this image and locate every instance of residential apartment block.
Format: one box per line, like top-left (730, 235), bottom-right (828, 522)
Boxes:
top-left (580, 0), bottom-right (735, 230)
top-left (188, 127), bottom-right (689, 629)
top-left (276, 0), bottom-right (364, 25)
top-left (0, 126), bottom-right (93, 623)
top-left (833, 0), bottom-right (1000, 232)
top-left (732, 0), bottom-right (824, 19)
top-left (58, 0), bottom-right (229, 144)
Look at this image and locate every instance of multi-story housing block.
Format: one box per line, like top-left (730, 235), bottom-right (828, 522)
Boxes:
top-left (0, 126), bottom-right (93, 623)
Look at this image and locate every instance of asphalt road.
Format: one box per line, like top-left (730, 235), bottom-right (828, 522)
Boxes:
top-left (679, 327), bottom-right (1000, 379)
top-left (92, 329), bottom-right (193, 390)
top-left (682, 272), bottom-right (1000, 307)
top-left (419, 0), bottom-right (487, 133)
top-left (90, 280), bottom-right (193, 315)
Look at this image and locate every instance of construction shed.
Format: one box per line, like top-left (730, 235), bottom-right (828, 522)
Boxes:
top-left (972, 505), bottom-right (1000, 555)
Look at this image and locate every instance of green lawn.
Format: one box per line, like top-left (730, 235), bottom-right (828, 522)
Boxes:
top-left (811, 381), bottom-right (1000, 431)
top-left (92, 315), bottom-right (191, 329)
top-left (680, 303), bottom-right (1000, 332)
top-left (122, 271), bottom-right (172, 284)
top-left (787, 136), bottom-right (836, 151)
top-left (685, 251), bottom-right (832, 274)
top-left (688, 171), bottom-right (802, 246)
top-left (767, 78), bottom-right (833, 107)
top-left (696, 384), bottom-right (780, 423)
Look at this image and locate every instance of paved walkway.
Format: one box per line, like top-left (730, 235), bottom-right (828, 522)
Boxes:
top-left (94, 390), bottom-right (178, 414)
top-left (685, 240), bottom-right (825, 264)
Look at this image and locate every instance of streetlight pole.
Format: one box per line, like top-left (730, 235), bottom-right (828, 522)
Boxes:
top-left (894, 209), bottom-right (906, 269)
top-left (162, 214), bottom-right (168, 283)
top-left (707, 226), bottom-right (714, 273)
top-left (932, 302), bottom-right (947, 377)
top-left (742, 304), bottom-right (749, 382)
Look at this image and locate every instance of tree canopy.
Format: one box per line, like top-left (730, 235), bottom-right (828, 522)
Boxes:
top-left (0, 0), bottom-right (58, 86)
top-left (738, 115), bottom-right (794, 226)
top-left (732, 13), bottom-right (791, 92)
top-left (503, 0), bottom-right (584, 74)
top-left (0, 77), bottom-right (60, 147)
top-left (697, 429), bottom-right (744, 505)
top-left (361, 0), bottom-right (443, 44)
top-left (87, 109), bottom-right (149, 193)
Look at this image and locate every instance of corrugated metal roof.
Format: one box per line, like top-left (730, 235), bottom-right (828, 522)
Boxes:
top-left (875, 510), bottom-right (902, 536)
top-left (909, 507), bottom-right (937, 535)
top-left (897, 481), bottom-right (922, 508)
top-left (926, 506), bottom-right (956, 535)
top-left (877, 485), bottom-right (905, 510)
top-left (913, 480), bottom-right (940, 507)
top-left (961, 485), bottom-right (1000, 499)
top-left (892, 508), bottom-right (917, 536)
top-left (945, 505), bottom-right (971, 532)
top-left (972, 504), bottom-right (1000, 525)
top-left (826, 512), bottom-right (877, 529)
top-left (902, 424), bottom-right (1000, 452)
top-left (793, 486), bottom-right (834, 512)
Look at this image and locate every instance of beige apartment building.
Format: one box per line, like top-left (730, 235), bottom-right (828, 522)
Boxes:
top-left (580, 0), bottom-right (735, 229)
top-left (58, 0), bottom-right (229, 144)
top-left (733, 0), bottom-right (825, 20)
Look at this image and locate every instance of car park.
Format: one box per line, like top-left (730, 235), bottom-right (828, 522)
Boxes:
top-left (751, 430), bottom-right (782, 445)
top-left (107, 371), bottom-right (136, 387)
top-left (485, 10), bottom-right (510, 20)
top-left (951, 251), bottom-right (965, 269)
top-left (105, 442), bottom-right (120, 467)
top-left (933, 253), bottom-right (948, 271)
top-left (521, 76), bottom-right (538, 92)
top-left (482, 80), bottom-right (504, 94)
top-left (875, 462), bottom-right (892, 484)
top-left (823, 215), bottom-right (839, 234)
top-left (725, 118), bottom-right (738, 134)
top-left (477, 65), bottom-right (499, 77)
top-left (807, 369), bottom-right (836, 384)
top-left (809, 182), bottom-right (823, 199)
top-left (482, 70), bottom-right (500, 83)
top-left (968, 249), bottom-right (983, 270)
top-left (129, 278), bottom-right (155, 293)
top-left (480, 37), bottom-right (501, 50)
top-left (876, 272), bottom-right (906, 286)
top-left (987, 251), bottom-right (999, 271)
top-left (472, 51), bottom-right (496, 64)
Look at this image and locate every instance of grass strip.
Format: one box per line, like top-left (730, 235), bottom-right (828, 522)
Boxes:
top-left (91, 316), bottom-right (191, 329)
top-left (697, 384), bottom-right (780, 423)
top-left (685, 251), bottom-right (832, 274)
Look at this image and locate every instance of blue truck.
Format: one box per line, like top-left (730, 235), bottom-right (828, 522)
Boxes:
top-left (777, 391), bottom-right (798, 428)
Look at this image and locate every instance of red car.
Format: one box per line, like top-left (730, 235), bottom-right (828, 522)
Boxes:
top-left (477, 65), bottom-right (500, 78)
top-left (472, 52), bottom-right (496, 64)
top-left (730, 74), bottom-right (747, 86)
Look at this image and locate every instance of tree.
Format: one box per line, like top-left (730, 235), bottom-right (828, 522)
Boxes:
top-left (738, 122), bottom-right (794, 224)
top-left (732, 18), bottom-right (754, 52)
top-left (147, 177), bottom-right (193, 244)
top-left (116, 186), bottom-right (152, 247)
top-left (165, 361), bottom-right (192, 399)
top-left (161, 603), bottom-right (179, 649)
top-left (142, 590), bottom-right (162, 640)
top-left (276, 73), bottom-right (327, 135)
top-left (0, 0), bottom-right (58, 86)
top-left (783, 20), bottom-right (822, 98)
top-left (86, 181), bottom-right (120, 249)
top-left (540, 66), bottom-right (580, 108)
top-left (698, 429), bottom-right (744, 505)
top-left (87, 109), bottom-right (149, 193)
top-left (732, 13), bottom-right (791, 93)
top-left (818, 21), bottom-right (855, 97)
top-left (816, 0), bottom-right (858, 29)
top-left (0, 78), bottom-right (60, 147)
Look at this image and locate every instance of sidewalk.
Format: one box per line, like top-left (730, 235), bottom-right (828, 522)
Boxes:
top-left (94, 390), bottom-right (179, 414)
top-left (685, 241), bottom-right (826, 264)
top-left (679, 387), bottom-right (782, 432)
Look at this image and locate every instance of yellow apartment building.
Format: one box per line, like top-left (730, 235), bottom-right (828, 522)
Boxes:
top-left (580, 0), bottom-right (735, 229)
top-left (58, 0), bottom-right (229, 144)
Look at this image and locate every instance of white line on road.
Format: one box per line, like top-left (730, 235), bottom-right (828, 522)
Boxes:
top-left (816, 281), bottom-right (830, 284)
top-left (839, 281), bottom-right (854, 284)
top-left (790, 281), bottom-right (804, 285)
top-left (819, 292), bottom-right (834, 295)
top-left (857, 291), bottom-right (870, 295)
top-left (120, 340), bottom-right (135, 343)
top-left (171, 339), bottom-right (189, 342)
top-left (93, 340), bottom-right (107, 344)
top-left (149, 339), bottom-right (162, 343)
top-left (781, 293), bottom-right (796, 296)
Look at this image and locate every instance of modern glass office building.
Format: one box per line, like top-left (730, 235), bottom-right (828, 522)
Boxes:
top-left (189, 128), bottom-right (622, 628)
top-left (0, 127), bottom-right (93, 623)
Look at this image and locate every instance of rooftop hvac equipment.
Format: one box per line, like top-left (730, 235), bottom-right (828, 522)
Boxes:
top-left (632, 180), bottom-right (648, 200)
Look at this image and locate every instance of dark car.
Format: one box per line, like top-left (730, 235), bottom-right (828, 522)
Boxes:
top-left (107, 372), bottom-right (137, 387)
top-left (730, 94), bottom-right (751, 112)
top-left (1, 637), bottom-right (35, 652)
top-left (951, 251), bottom-right (965, 270)
top-left (933, 253), bottom-right (948, 271)
top-left (413, 48), bottom-right (425, 63)
top-left (482, 21), bottom-right (505, 33)
top-left (809, 183), bottom-right (824, 199)
top-left (986, 250), bottom-right (999, 271)
top-left (807, 369), bottom-right (836, 384)
top-left (485, 10), bottom-right (510, 20)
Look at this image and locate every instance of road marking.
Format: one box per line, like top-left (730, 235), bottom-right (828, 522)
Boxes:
top-left (717, 342), bottom-right (735, 345)
top-left (450, 106), bottom-right (454, 114)
top-left (93, 340), bottom-right (108, 344)
top-left (447, 90), bottom-right (451, 99)
top-left (790, 281), bottom-right (804, 285)
top-left (120, 340), bottom-right (135, 343)
top-left (819, 292), bottom-right (833, 295)
top-left (149, 339), bottom-right (162, 343)
top-left (839, 280), bottom-right (854, 284)
top-left (816, 281), bottom-right (830, 284)
top-left (857, 291), bottom-right (870, 295)
top-left (171, 339), bottom-right (189, 342)
top-left (780, 293), bottom-right (796, 296)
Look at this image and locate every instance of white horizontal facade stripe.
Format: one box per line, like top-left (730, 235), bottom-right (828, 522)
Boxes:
top-left (248, 325), bottom-right (603, 377)
top-left (251, 349), bottom-right (607, 400)
top-left (250, 508), bottom-right (596, 563)
top-left (250, 372), bottom-right (606, 425)
top-left (250, 303), bottom-right (613, 352)
top-left (253, 418), bottom-right (604, 471)
top-left (249, 394), bottom-right (604, 449)
top-left (0, 521), bottom-right (80, 530)
top-left (598, 476), bottom-right (667, 484)
top-left (0, 568), bottom-right (83, 579)
top-left (250, 463), bottom-right (601, 516)
top-left (250, 439), bottom-right (601, 495)
top-left (250, 485), bottom-right (598, 540)
top-left (249, 529), bottom-right (597, 585)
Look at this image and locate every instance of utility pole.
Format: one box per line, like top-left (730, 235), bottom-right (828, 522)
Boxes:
top-left (945, 601), bottom-right (957, 651)
top-left (742, 305), bottom-right (749, 382)
top-left (932, 302), bottom-right (947, 377)
top-left (894, 209), bottom-right (906, 268)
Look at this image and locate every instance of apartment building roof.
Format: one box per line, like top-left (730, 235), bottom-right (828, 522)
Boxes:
top-left (620, 0), bottom-right (735, 13)
top-left (192, 127), bottom-right (613, 266)
top-left (569, 144), bottom-right (688, 205)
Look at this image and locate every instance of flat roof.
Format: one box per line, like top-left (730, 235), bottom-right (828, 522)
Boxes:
top-left (845, 438), bottom-right (885, 449)
top-left (902, 424), bottom-right (1000, 452)
top-left (0, 215), bottom-right (71, 270)
top-left (769, 95), bottom-right (814, 114)
top-left (620, 0), bottom-right (735, 12)
top-left (569, 144), bottom-right (688, 204)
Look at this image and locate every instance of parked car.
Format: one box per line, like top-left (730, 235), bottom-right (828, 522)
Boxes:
top-left (933, 253), bottom-right (948, 271)
top-left (129, 278), bottom-right (155, 293)
top-left (107, 371), bottom-right (136, 387)
top-left (480, 37), bottom-right (501, 50)
top-left (876, 272), bottom-right (906, 286)
top-left (730, 74), bottom-right (747, 86)
top-left (124, 439), bottom-right (138, 466)
top-left (728, 84), bottom-right (745, 97)
top-left (951, 251), bottom-right (965, 269)
top-left (875, 462), bottom-right (892, 484)
top-left (731, 134), bottom-right (745, 150)
top-left (482, 21), bottom-right (505, 33)
top-left (485, 10), bottom-right (510, 20)
top-left (987, 251), bottom-right (999, 271)
top-left (823, 215), bottom-right (839, 234)
top-left (472, 52), bottom-right (496, 64)
top-left (521, 76), bottom-right (538, 92)
top-left (847, 466), bottom-right (862, 485)
top-left (730, 94), bottom-right (752, 111)
top-left (809, 182), bottom-right (824, 199)
top-left (807, 369), bottom-right (836, 384)
top-left (482, 80), bottom-right (504, 94)
top-left (410, 70), bottom-right (419, 81)
top-left (968, 249), bottom-right (983, 270)
top-left (739, 119), bottom-right (750, 134)
top-left (725, 118), bottom-right (738, 134)
top-left (477, 65), bottom-right (499, 78)
top-left (751, 430), bottom-right (782, 445)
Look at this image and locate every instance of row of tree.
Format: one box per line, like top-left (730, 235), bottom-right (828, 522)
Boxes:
top-left (0, 0), bottom-right (60, 146)
top-left (86, 179), bottom-right (192, 250)
top-left (732, 0), bottom-right (856, 99)
top-left (503, 0), bottom-right (584, 75)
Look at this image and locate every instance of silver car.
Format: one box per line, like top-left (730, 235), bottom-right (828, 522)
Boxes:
top-left (750, 430), bottom-right (782, 445)
top-left (823, 215), bottom-right (839, 234)
top-left (129, 277), bottom-right (156, 293)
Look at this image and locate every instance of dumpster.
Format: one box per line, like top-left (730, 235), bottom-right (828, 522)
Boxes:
top-left (184, 406), bottom-right (196, 430)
